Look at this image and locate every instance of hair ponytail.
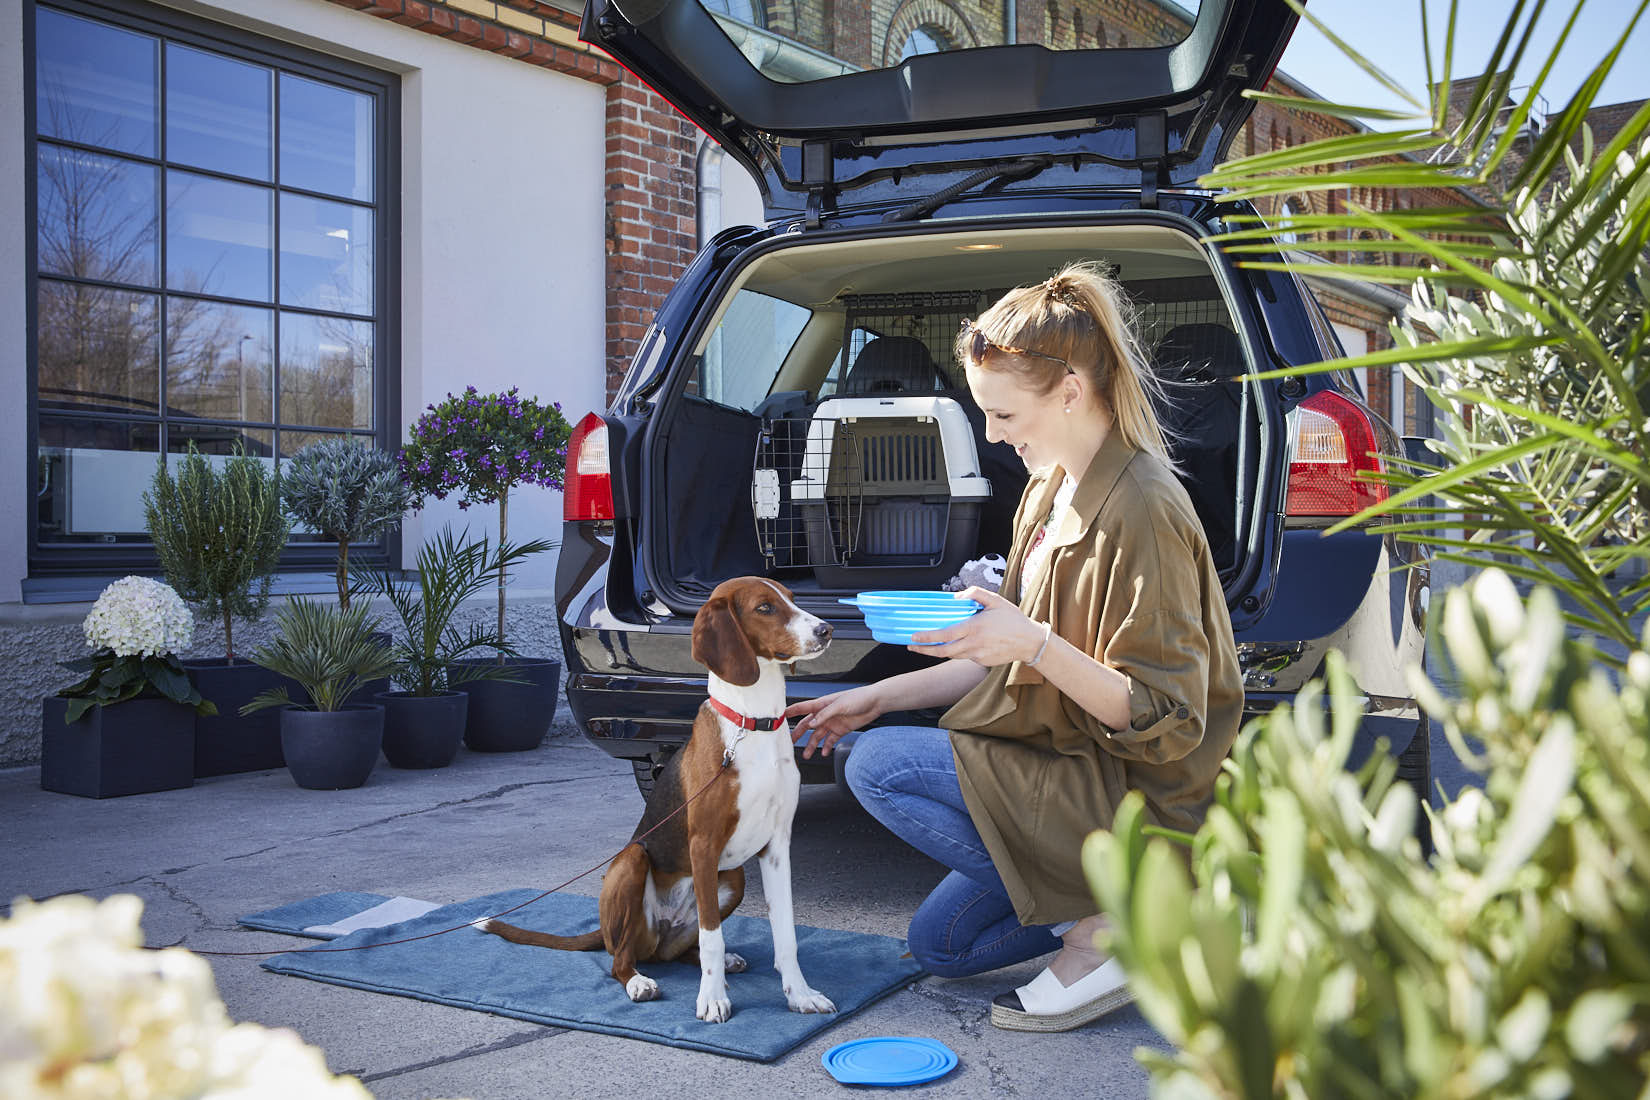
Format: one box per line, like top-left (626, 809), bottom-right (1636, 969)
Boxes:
top-left (958, 261), bottom-right (1173, 465)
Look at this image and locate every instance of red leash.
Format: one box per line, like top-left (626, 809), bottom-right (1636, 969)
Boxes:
top-left (179, 754), bottom-right (736, 959)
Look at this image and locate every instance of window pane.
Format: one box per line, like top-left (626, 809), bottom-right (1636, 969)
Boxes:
top-left (165, 43), bottom-right (272, 180)
top-left (280, 194), bottom-right (372, 315)
top-left (37, 145), bottom-right (158, 284)
top-left (278, 428), bottom-right (364, 459)
top-left (280, 312), bottom-right (372, 429)
top-left (165, 299), bottom-right (273, 423)
top-left (37, 281), bottom-right (159, 417)
top-left (167, 424), bottom-right (273, 459)
top-left (280, 74), bottom-right (373, 201)
top-left (166, 170), bottom-right (272, 300)
top-left (697, 290), bottom-right (812, 411)
top-left (37, 416), bottom-right (161, 541)
top-left (35, 8), bottom-right (157, 156)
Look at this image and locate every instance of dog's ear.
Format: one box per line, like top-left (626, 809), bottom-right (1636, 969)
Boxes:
top-left (692, 596), bottom-right (760, 686)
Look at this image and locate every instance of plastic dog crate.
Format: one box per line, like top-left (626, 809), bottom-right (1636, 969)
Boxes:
top-left (788, 396), bottom-right (990, 588)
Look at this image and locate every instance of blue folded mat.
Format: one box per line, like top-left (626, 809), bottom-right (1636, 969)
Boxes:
top-left (245, 889), bottom-right (925, 1063)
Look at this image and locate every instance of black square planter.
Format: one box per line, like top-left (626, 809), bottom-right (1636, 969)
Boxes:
top-left (40, 696), bottom-right (196, 799)
top-left (185, 660), bottom-right (307, 777)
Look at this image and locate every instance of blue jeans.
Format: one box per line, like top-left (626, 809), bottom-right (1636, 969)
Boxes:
top-left (843, 725), bottom-right (1060, 978)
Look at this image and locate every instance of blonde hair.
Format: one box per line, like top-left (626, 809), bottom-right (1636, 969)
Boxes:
top-left (956, 260), bottom-right (1171, 464)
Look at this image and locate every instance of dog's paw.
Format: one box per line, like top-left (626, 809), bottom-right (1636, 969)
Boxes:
top-left (626, 974), bottom-right (660, 1002)
top-left (696, 985), bottom-right (733, 1023)
top-left (785, 987), bottom-right (836, 1014)
top-left (724, 952), bottom-right (748, 973)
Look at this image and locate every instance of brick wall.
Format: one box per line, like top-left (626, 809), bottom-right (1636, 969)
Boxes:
top-left (603, 77), bottom-right (700, 396)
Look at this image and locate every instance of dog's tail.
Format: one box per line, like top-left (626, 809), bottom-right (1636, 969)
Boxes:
top-left (477, 918), bottom-right (604, 952)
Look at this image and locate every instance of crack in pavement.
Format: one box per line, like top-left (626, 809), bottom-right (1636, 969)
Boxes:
top-left (353, 1026), bottom-right (569, 1084)
top-left (905, 981), bottom-right (990, 1041)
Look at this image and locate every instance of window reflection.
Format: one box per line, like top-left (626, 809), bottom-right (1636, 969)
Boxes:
top-left (35, 8), bottom-right (157, 156)
top-left (280, 194), bottom-right (373, 315)
top-left (280, 313), bottom-right (374, 430)
top-left (31, 7), bottom-right (384, 551)
top-left (280, 74), bottom-right (373, 201)
top-left (36, 417), bottom-right (161, 541)
top-left (37, 282), bottom-right (160, 416)
top-left (165, 300), bottom-right (274, 423)
top-left (166, 170), bottom-right (273, 300)
top-left (166, 43), bottom-right (272, 180)
top-left (37, 146), bottom-right (157, 285)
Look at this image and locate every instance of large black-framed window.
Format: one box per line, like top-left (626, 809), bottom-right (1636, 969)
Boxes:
top-left (25, 0), bottom-right (400, 577)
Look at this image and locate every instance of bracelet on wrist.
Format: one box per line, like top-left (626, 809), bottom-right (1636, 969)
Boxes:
top-left (1026, 621), bottom-right (1054, 667)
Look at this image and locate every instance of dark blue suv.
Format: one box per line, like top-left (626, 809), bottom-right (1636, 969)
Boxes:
top-left (555, 0), bottom-right (1431, 808)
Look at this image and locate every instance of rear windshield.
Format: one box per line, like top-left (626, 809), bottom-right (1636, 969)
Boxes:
top-left (698, 0), bottom-right (1205, 84)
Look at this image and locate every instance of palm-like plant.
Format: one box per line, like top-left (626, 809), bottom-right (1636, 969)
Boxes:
top-left (239, 597), bottom-right (398, 713)
top-left (351, 529), bottom-right (537, 697)
top-left (1204, 0), bottom-right (1650, 663)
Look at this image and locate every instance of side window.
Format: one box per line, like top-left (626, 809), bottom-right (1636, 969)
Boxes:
top-left (690, 289), bottom-right (809, 412)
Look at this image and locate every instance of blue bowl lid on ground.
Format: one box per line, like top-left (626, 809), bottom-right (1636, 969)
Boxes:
top-left (821, 1035), bottom-right (959, 1086)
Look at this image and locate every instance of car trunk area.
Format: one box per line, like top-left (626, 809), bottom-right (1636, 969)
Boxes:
top-left (644, 222), bottom-right (1269, 613)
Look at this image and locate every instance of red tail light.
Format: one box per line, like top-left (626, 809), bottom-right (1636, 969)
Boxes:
top-left (1285, 391), bottom-right (1388, 518)
top-left (563, 412), bottom-right (614, 522)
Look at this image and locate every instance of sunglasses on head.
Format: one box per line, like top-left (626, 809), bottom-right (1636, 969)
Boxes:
top-left (960, 320), bottom-right (1072, 373)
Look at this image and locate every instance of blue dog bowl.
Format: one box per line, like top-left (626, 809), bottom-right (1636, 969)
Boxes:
top-left (839, 591), bottom-right (982, 645)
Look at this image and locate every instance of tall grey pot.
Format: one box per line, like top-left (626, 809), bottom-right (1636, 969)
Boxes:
top-left (447, 658), bottom-right (561, 752)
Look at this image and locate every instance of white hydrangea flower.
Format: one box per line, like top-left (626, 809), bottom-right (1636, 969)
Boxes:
top-left (82, 577), bottom-right (194, 658)
top-left (0, 894), bottom-right (373, 1100)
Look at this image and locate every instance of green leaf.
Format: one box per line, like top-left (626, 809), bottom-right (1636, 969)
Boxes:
top-left (1474, 717), bottom-right (1576, 905)
top-left (1255, 790), bottom-right (1305, 973)
top-left (1566, 990), bottom-right (1635, 1064)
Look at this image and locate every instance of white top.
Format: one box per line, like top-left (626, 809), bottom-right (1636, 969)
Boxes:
top-left (1017, 473), bottom-right (1078, 602)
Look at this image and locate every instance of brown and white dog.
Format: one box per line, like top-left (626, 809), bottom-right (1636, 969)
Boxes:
top-left (480, 576), bottom-right (836, 1023)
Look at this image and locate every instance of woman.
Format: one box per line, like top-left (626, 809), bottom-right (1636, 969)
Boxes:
top-left (785, 261), bottom-right (1243, 1032)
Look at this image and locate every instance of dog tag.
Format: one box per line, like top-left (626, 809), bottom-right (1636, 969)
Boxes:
top-left (752, 468), bottom-right (782, 519)
top-left (821, 1036), bottom-right (959, 1086)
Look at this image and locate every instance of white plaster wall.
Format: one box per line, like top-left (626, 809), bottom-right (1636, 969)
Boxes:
top-left (1, 2), bottom-right (28, 603)
top-left (2, 0), bottom-right (608, 598)
top-left (721, 152), bottom-right (765, 230)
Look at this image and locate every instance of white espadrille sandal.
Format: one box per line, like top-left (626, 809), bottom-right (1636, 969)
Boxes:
top-left (989, 957), bottom-right (1135, 1032)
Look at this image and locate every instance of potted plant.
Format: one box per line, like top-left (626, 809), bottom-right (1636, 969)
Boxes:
top-left (240, 597), bottom-right (399, 790)
top-left (400, 386), bottom-right (567, 752)
top-left (280, 439), bottom-right (409, 611)
top-left (144, 443), bottom-right (292, 777)
top-left (352, 528), bottom-right (538, 768)
top-left (42, 577), bottom-right (215, 798)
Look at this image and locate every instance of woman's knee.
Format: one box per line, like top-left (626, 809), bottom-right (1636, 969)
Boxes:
top-left (842, 726), bottom-right (903, 802)
top-left (906, 910), bottom-right (977, 978)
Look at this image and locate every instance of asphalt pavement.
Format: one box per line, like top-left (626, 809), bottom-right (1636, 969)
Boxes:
top-left (0, 716), bottom-right (1164, 1099)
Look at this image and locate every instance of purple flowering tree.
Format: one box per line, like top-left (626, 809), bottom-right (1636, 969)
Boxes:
top-left (400, 386), bottom-right (571, 657)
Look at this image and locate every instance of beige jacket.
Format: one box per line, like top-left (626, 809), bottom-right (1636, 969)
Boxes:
top-left (942, 431), bottom-right (1243, 924)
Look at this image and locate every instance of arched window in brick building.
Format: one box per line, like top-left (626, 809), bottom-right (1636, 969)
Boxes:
top-left (1270, 120), bottom-right (1280, 150)
top-left (1094, 20), bottom-right (1106, 47)
top-left (1074, 10), bottom-right (1085, 46)
top-left (1045, 0), bottom-right (1060, 40)
top-left (900, 24), bottom-right (952, 58)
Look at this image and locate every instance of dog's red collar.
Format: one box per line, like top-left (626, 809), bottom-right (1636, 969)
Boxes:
top-left (708, 696), bottom-right (784, 732)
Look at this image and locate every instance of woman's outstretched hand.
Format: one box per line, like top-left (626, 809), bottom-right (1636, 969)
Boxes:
top-left (785, 684), bottom-right (885, 758)
top-left (906, 587), bottom-right (1046, 666)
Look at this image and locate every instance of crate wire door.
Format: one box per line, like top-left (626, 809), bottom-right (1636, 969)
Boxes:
top-left (753, 417), bottom-right (861, 570)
